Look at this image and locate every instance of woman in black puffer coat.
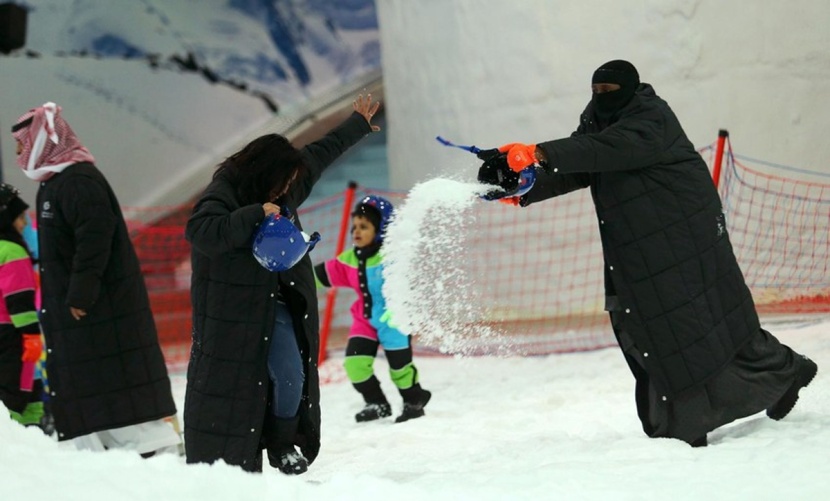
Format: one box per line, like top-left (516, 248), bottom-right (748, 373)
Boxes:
top-left (479, 61), bottom-right (817, 447)
top-left (185, 94), bottom-right (380, 474)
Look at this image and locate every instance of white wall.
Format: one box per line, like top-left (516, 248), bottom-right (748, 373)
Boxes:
top-left (377, 0), bottom-right (830, 189)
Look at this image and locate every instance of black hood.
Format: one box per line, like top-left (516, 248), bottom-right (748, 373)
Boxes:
top-left (591, 60), bottom-right (640, 126)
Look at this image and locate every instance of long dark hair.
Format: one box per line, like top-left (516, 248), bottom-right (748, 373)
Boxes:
top-left (214, 133), bottom-right (307, 205)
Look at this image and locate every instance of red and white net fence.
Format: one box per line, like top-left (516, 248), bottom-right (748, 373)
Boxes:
top-left (717, 140), bottom-right (830, 314)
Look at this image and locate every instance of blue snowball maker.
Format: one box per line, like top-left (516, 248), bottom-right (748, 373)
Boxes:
top-left (252, 214), bottom-right (320, 272)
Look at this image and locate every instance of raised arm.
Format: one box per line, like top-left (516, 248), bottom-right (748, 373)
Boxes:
top-left (290, 95), bottom-right (378, 207)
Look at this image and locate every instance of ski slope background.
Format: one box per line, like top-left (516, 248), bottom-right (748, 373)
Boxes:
top-left (1, 319), bottom-right (828, 500)
top-left (0, 0), bottom-right (380, 207)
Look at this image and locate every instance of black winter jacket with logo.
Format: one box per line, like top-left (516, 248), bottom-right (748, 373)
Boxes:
top-left (36, 162), bottom-right (176, 440)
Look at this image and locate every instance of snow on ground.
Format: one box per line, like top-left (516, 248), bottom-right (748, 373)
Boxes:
top-left (1, 318), bottom-right (829, 501)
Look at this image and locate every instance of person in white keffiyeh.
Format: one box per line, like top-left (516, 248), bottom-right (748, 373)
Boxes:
top-left (11, 102), bottom-right (95, 182)
top-left (10, 102), bottom-right (182, 457)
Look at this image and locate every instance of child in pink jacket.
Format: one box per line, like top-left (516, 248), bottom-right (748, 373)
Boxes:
top-left (0, 183), bottom-right (45, 429)
top-left (315, 195), bottom-right (431, 423)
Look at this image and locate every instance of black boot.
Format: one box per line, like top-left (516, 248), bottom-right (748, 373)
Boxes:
top-left (353, 375), bottom-right (391, 422)
top-left (38, 411), bottom-right (55, 436)
top-left (767, 354), bottom-right (819, 420)
top-left (355, 402), bottom-right (392, 422)
top-left (689, 435), bottom-right (708, 448)
top-left (265, 415), bottom-right (308, 475)
top-left (396, 385), bottom-right (431, 423)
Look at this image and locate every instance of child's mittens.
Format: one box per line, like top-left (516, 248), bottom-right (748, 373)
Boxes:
top-left (21, 334), bottom-right (43, 363)
top-left (379, 310), bottom-right (399, 329)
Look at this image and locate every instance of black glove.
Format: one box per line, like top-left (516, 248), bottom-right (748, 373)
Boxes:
top-left (475, 148), bottom-right (501, 162)
top-left (476, 150), bottom-right (519, 200)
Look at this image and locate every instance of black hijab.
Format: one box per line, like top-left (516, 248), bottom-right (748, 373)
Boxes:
top-left (591, 60), bottom-right (640, 125)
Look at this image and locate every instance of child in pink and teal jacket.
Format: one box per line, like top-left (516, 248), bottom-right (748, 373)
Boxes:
top-left (0, 183), bottom-right (45, 429)
top-left (314, 195), bottom-right (431, 423)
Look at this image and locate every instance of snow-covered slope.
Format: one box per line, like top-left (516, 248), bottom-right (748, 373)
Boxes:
top-left (1, 0), bottom-right (380, 207)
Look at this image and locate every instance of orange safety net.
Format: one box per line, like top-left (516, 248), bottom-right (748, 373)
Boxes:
top-left (718, 140), bottom-right (830, 315)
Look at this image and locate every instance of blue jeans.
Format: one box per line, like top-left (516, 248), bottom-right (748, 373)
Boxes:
top-left (267, 303), bottom-right (304, 418)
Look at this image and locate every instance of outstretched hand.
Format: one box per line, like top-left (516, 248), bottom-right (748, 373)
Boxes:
top-left (353, 93), bottom-right (381, 132)
top-left (498, 143), bottom-right (540, 172)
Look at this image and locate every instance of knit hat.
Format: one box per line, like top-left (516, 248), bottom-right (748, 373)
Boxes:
top-left (0, 183), bottom-right (29, 230)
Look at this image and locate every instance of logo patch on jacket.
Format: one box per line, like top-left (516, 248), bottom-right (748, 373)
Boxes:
top-left (41, 201), bottom-right (53, 219)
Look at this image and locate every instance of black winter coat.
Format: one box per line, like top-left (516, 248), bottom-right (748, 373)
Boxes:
top-left (36, 162), bottom-right (176, 440)
top-left (525, 84), bottom-right (759, 400)
top-left (184, 112), bottom-right (372, 471)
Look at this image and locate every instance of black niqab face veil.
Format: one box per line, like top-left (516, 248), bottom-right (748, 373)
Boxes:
top-left (591, 60), bottom-right (640, 125)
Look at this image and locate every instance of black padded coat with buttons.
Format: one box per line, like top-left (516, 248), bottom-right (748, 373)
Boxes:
top-left (523, 84), bottom-right (759, 400)
top-left (35, 162), bottom-right (176, 440)
top-left (184, 112), bottom-right (372, 471)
